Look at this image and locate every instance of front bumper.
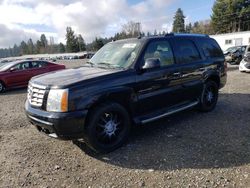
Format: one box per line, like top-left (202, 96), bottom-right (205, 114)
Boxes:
top-left (25, 100), bottom-right (88, 140)
top-left (239, 60), bottom-right (250, 72)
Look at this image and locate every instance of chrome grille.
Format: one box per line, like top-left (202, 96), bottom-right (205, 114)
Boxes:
top-left (28, 83), bottom-right (46, 107)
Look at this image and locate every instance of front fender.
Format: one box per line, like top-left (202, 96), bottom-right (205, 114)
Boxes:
top-left (74, 86), bottom-right (137, 113)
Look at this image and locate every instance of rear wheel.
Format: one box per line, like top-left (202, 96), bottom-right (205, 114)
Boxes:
top-left (199, 80), bottom-right (218, 112)
top-left (85, 102), bottom-right (131, 153)
top-left (0, 82), bottom-right (5, 93)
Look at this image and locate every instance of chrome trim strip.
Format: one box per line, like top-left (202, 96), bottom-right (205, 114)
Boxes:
top-left (30, 83), bottom-right (46, 89)
top-left (48, 133), bottom-right (58, 138)
top-left (28, 115), bottom-right (53, 126)
top-left (142, 101), bottom-right (199, 124)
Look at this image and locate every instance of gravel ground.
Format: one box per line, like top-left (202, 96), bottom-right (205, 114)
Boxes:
top-left (0, 61), bottom-right (250, 188)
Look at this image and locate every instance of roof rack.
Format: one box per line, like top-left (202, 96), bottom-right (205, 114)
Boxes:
top-left (165, 33), bottom-right (209, 37)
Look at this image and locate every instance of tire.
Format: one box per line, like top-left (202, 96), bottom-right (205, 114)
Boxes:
top-left (0, 81), bottom-right (5, 93)
top-left (84, 102), bottom-right (131, 153)
top-left (198, 80), bottom-right (219, 112)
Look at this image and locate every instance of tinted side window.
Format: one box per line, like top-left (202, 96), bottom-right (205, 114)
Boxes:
top-left (31, 61), bottom-right (40, 68)
top-left (200, 38), bottom-right (223, 58)
top-left (13, 62), bottom-right (30, 70)
top-left (31, 61), bottom-right (48, 68)
top-left (40, 61), bottom-right (48, 67)
top-left (143, 40), bottom-right (174, 67)
top-left (173, 39), bottom-right (201, 64)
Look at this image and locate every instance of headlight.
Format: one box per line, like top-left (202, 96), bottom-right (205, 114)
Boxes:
top-left (46, 89), bottom-right (68, 112)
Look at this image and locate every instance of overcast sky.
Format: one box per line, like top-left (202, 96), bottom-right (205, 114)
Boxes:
top-left (0, 0), bottom-right (215, 48)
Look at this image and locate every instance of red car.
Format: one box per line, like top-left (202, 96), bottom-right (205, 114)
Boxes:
top-left (0, 60), bottom-right (65, 92)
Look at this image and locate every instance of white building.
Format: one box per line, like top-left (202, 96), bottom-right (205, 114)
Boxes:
top-left (210, 31), bottom-right (250, 51)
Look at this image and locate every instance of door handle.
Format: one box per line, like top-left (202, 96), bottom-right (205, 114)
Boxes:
top-left (173, 72), bottom-right (181, 76)
top-left (199, 68), bottom-right (205, 71)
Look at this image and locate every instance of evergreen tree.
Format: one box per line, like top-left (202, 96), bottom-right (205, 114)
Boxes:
top-left (13, 44), bottom-right (20, 56)
top-left (65, 27), bottom-right (79, 52)
top-left (40, 34), bottom-right (48, 48)
top-left (172, 8), bottom-right (186, 33)
top-left (27, 38), bottom-right (35, 54)
top-left (58, 43), bottom-right (66, 53)
top-left (40, 34), bottom-right (48, 53)
top-left (185, 23), bottom-right (192, 33)
top-left (20, 41), bottom-right (28, 55)
top-left (36, 40), bottom-right (42, 54)
top-left (93, 38), bottom-right (104, 51)
top-left (212, 0), bottom-right (250, 33)
top-left (77, 34), bottom-right (86, 51)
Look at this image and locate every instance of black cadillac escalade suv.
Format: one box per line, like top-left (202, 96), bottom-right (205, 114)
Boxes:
top-left (25, 34), bottom-right (227, 153)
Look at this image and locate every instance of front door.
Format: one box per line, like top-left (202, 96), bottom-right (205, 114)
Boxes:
top-left (6, 62), bottom-right (32, 87)
top-left (135, 39), bottom-right (184, 116)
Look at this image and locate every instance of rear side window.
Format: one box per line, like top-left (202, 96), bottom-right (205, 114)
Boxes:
top-left (40, 61), bottom-right (48, 67)
top-left (200, 38), bottom-right (223, 58)
top-left (173, 39), bottom-right (201, 64)
top-left (31, 61), bottom-right (48, 68)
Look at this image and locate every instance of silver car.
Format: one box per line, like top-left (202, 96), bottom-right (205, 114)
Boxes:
top-left (239, 48), bottom-right (250, 72)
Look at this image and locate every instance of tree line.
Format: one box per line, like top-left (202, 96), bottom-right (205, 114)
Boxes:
top-left (0, 29), bottom-right (87, 58)
top-left (172, 0), bottom-right (250, 34)
top-left (1, 0), bottom-right (250, 58)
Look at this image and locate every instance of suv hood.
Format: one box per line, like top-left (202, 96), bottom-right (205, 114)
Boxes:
top-left (31, 66), bottom-right (118, 88)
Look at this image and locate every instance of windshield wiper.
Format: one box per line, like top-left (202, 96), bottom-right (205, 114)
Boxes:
top-left (97, 62), bottom-right (112, 67)
top-left (81, 61), bottom-right (94, 67)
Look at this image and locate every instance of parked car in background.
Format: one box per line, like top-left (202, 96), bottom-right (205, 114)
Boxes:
top-left (224, 45), bottom-right (247, 65)
top-left (25, 34), bottom-right (227, 153)
top-left (0, 60), bottom-right (65, 92)
top-left (239, 52), bottom-right (250, 72)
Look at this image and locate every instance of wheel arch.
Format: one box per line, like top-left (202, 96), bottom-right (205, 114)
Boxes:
top-left (85, 87), bottom-right (136, 119)
top-left (205, 73), bottom-right (220, 88)
top-left (0, 80), bottom-right (6, 90)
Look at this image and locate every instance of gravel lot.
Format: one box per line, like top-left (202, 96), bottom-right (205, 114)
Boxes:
top-left (0, 60), bottom-right (250, 188)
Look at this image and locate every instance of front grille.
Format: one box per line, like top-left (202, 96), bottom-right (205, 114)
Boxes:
top-left (28, 83), bottom-right (46, 107)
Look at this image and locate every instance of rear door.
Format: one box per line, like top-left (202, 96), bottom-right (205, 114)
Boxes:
top-left (171, 38), bottom-right (204, 102)
top-left (135, 39), bottom-right (184, 116)
top-left (29, 61), bottom-right (49, 77)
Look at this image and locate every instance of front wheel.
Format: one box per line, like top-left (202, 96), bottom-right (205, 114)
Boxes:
top-left (198, 81), bottom-right (219, 112)
top-left (85, 102), bottom-right (131, 153)
top-left (0, 82), bottom-right (5, 93)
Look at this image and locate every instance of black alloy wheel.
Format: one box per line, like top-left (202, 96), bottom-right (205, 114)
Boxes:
top-left (85, 102), bottom-right (131, 153)
top-left (199, 81), bottom-right (219, 112)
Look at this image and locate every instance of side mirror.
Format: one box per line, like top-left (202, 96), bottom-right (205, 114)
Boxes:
top-left (10, 67), bottom-right (17, 72)
top-left (143, 58), bottom-right (161, 70)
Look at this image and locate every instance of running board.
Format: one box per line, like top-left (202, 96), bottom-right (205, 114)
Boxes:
top-left (141, 101), bottom-right (199, 124)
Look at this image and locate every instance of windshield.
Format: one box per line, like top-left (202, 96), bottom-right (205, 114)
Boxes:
top-left (225, 47), bottom-right (237, 52)
top-left (225, 46), bottom-right (241, 53)
top-left (0, 62), bottom-right (16, 72)
top-left (89, 40), bottom-right (142, 69)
